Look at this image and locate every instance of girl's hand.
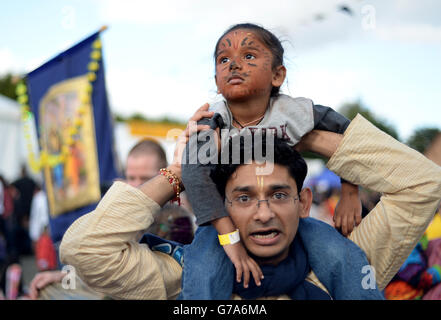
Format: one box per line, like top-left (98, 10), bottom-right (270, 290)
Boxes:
top-left (333, 182), bottom-right (362, 236)
top-left (223, 241), bottom-right (263, 288)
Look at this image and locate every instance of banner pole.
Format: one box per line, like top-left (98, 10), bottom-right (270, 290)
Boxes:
top-left (99, 25), bottom-right (108, 33)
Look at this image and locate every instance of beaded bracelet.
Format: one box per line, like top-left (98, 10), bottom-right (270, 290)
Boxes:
top-left (159, 168), bottom-right (181, 205)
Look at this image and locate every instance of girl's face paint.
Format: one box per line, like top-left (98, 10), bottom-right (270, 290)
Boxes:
top-left (215, 29), bottom-right (276, 102)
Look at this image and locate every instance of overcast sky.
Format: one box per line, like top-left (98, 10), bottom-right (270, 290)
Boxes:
top-left (1, 0), bottom-right (440, 140)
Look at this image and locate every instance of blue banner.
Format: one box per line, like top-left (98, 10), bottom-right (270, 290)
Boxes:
top-left (26, 30), bottom-right (121, 243)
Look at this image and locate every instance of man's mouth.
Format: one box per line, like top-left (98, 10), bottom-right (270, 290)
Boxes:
top-left (249, 229), bottom-right (281, 244)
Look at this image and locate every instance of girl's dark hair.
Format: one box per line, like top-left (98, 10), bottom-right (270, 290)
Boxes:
top-left (211, 135), bottom-right (307, 198)
top-left (214, 23), bottom-right (285, 97)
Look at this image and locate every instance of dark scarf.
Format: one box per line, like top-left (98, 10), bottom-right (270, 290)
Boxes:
top-left (139, 233), bottom-right (184, 266)
top-left (233, 235), bottom-right (330, 300)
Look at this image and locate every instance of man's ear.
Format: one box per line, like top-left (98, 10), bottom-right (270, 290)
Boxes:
top-left (298, 188), bottom-right (312, 219)
top-left (272, 65), bottom-right (286, 88)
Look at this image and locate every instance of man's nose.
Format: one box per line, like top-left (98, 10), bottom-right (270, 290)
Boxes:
top-left (253, 200), bottom-right (274, 223)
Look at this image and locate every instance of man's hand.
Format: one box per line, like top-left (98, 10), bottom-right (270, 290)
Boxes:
top-left (333, 182), bottom-right (362, 236)
top-left (171, 103), bottom-right (213, 169)
top-left (223, 241), bottom-right (263, 288)
top-left (28, 271), bottom-right (65, 300)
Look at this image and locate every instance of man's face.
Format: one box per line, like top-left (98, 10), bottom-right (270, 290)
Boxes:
top-left (125, 153), bottom-right (160, 187)
top-left (225, 162), bottom-right (311, 265)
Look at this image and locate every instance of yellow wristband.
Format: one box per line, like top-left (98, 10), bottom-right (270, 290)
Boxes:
top-left (218, 229), bottom-right (240, 246)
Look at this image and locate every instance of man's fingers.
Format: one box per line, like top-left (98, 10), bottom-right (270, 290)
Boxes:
top-left (355, 211), bottom-right (362, 225)
top-left (341, 214), bottom-right (348, 236)
top-left (347, 213), bottom-right (355, 234)
top-left (28, 283), bottom-right (38, 299)
top-left (198, 103), bottom-right (210, 111)
top-left (190, 103), bottom-right (213, 121)
top-left (186, 122), bottom-right (210, 136)
top-left (182, 125), bottom-right (211, 143)
top-left (198, 110), bottom-right (215, 119)
top-left (29, 276), bottom-right (45, 300)
top-left (334, 213), bottom-right (341, 228)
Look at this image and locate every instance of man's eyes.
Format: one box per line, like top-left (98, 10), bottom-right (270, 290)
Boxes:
top-left (271, 192), bottom-right (288, 200)
top-left (234, 192), bottom-right (288, 202)
top-left (235, 195), bottom-right (251, 203)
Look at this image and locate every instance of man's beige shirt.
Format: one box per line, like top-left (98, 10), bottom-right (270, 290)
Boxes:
top-left (60, 115), bottom-right (441, 299)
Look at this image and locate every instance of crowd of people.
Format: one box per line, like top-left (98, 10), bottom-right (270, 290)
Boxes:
top-left (1, 22), bottom-right (440, 301)
top-left (0, 166), bottom-right (38, 299)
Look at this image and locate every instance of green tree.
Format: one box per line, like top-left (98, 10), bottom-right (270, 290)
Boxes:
top-left (113, 113), bottom-right (126, 122)
top-left (302, 100), bottom-right (400, 160)
top-left (406, 127), bottom-right (441, 153)
top-left (0, 73), bottom-right (20, 100)
top-left (339, 101), bottom-right (400, 141)
top-left (128, 113), bottom-right (148, 121)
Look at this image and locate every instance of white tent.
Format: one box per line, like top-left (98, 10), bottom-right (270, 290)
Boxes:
top-left (0, 94), bottom-right (41, 183)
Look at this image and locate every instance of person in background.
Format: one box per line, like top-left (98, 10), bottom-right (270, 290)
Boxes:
top-left (29, 184), bottom-right (57, 272)
top-left (10, 165), bottom-right (36, 257)
top-left (0, 175), bottom-right (10, 298)
top-left (124, 139), bottom-right (195, 240)
top-left (29, 184), bottom-right (49, 248)
top-left (0, 169), bottom-right (35, 299)
top-left (385, 206), bottom-right (441, 300)
top-left (125, 139), bottom-right (168, 187)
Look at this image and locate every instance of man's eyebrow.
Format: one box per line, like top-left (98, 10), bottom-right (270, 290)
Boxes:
top-left (231, 186), bottom-right (253, 193)
top-left (268, 184), bottom-right (292, 191)
top-left (231, 184), bottom-right (292, 193)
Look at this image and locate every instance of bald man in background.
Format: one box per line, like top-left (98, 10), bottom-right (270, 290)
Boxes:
top-left (125, 139), bottom-right (168, 187)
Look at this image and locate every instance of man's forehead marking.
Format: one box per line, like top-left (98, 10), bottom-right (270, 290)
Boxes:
top-left (257, 175), bottom-right (264, 191)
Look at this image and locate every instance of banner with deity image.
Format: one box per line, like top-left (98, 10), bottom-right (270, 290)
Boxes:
top-left (39, 75), bottom-right (100, 216)
top-left (23, 28), bottom-right (120, 242)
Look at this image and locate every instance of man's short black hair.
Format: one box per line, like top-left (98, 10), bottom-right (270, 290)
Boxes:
top-left (211, 135), bottom-right (308, 198)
